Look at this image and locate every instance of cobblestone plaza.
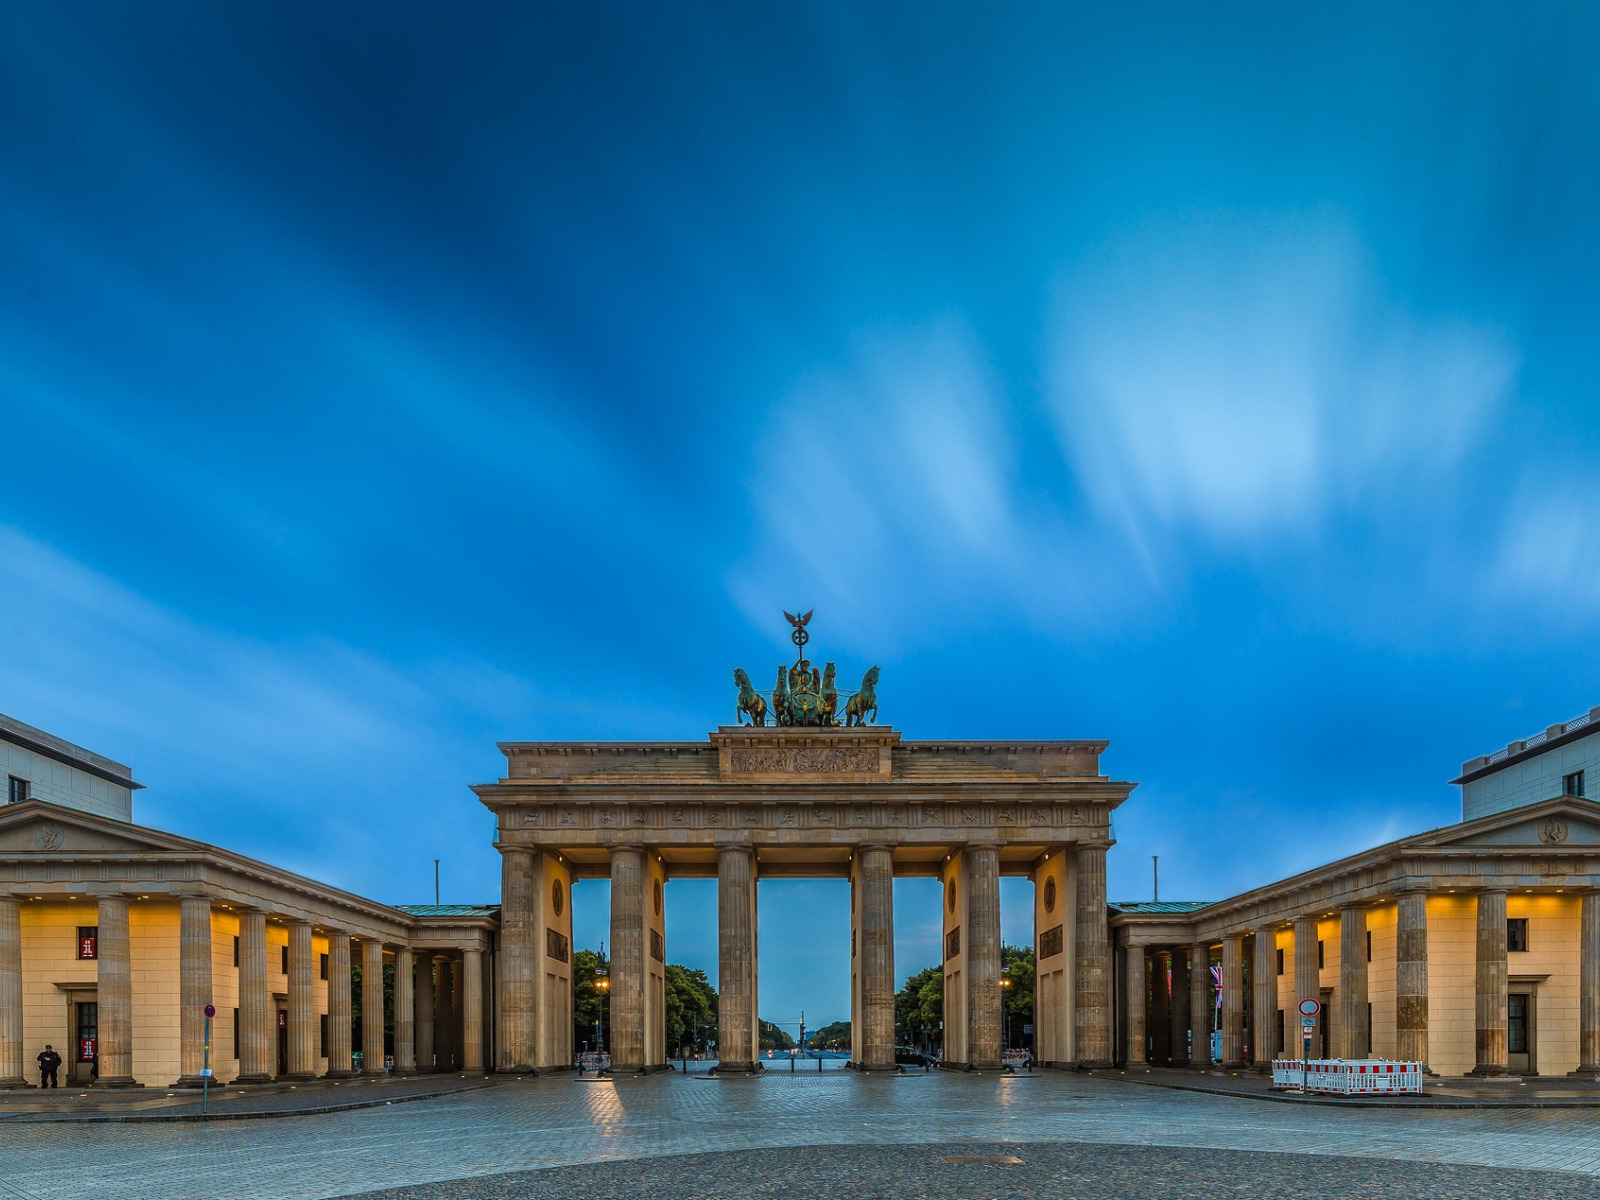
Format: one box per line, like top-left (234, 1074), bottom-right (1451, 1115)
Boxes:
top-left (5, 1071), bottom-right (1600, 1199)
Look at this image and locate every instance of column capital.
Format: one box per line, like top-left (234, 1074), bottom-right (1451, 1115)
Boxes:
top-left (854, 841), bottom-right (896, 853)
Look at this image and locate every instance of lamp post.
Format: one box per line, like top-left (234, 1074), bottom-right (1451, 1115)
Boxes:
top-left (594, 943), bottom-right (609, 1058)
top-left (999, 966), bottom-right (1013, 1052)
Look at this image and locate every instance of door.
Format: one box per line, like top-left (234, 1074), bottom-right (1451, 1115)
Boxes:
top-left (1508, 992), bottom-right (1535, 1074)
top-left (276, 1006), bottom-right (289, 1077)
top-left (73, 1000), bottom-right (99, 1083)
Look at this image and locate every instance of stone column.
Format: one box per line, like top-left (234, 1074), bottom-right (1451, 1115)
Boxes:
top-left (1253, 929), bottom-right (1276, 1070)
top-left (1575, 891), bottom-right (1600, 1076)
top-left (236, 909), bottom-right (272, 1083)
top-left (393, 948), bottom-right (416, 1075)
top-left (1220, 933), bottom-right (1245, 1068)
top-left (1149, 952), bottom-right (1171, 1063)
top-left (965, 844), bottom-right (1003, 1070)
top-left (498, 848), bottom-right (536, 1072)
top-left (609, 846), bottom-right (647, 1071)
top-left (0, 897), bottom-right (24, 1088)
top-left (173, 897), bottom-right (213, 1086)
top-left (434, 957), bottom-right (456, 1071)
top-left (361, 939), bottom-right (386, 1076)
top-left (324, 932), bottom-right (353, 1078)
top-left (1292, 916), bottom-right (1319, 1056)
top-left (463, 948), bottom-right (485, 1072)
top-left (1189, 943), bottom-right (1212, 1067)
top-left (1124, 944), bottom-right (1147, 1065)
top-left (857, 844), bottom-right (896, 1070)
top-left (415, 954), bottom-right (436, 1072)
top-left (95, 895), bottom-right (137, 1086)
top-left (1074, 844), bottom-right (1112, 1067)
top-left (1338, 906), bottom-right (1369, 1060)
top-left (1472, 889), bottom-right (1509, 1075)
top-left (716, 845), bottom-right (758, 1072)
top-left (286, 920), bottom-right (316, 1079)
top-left (1169, 946), bottom-right (1191, 1065)
top-left (1396, 891), bottom-right (1429, 1066)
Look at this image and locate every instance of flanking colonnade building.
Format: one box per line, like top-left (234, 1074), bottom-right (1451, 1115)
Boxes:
top-left (5, 691), bottom-right (1600, 1086)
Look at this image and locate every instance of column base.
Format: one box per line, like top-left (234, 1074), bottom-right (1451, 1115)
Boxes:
top-left (281, 1072), bottom-right (317, 1082)
top-left (170, 1075), bottom-right (225, 1089)
top-left (92, 1076), bottom-right (143, 1088)
top-left (391, 1067), bottom-right (418, 1077)
top-left (0, 1077), bottom-right (34, 1089)
top-left (1569, 1066), bottom-right (1600, 1078)
top-left (322, 1069), bottom-right (358, 1080)
top-left (709, 1061), bottom-right (761, 1074)
top-left (231, 1073), bottom-right (275, 1085)
top-left (1221, 1060), bottom-right (1247, 1070)
top-left (1075, 1060), bottom-right (1112, 1071)
top-left (1468, 1064), bottom-right (1509, 1076)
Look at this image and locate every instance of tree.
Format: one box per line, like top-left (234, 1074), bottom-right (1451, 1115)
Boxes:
top-left (758, 1019), bottom-right (795, 1051)
top-left (807, 1019), bottom-right (850, 1050)
top-left (1001, 944), bottom-right (1035, 1050)
top-left (894, 965), bottom-right (943, 1053)
top-left (572, 948), bottom-right (610, 1053)
top-left (665, 963), bottom-right (717, 1055)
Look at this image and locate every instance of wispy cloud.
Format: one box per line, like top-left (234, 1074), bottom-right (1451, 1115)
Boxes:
top-left (1046, 212), bottom-right (1516, 557)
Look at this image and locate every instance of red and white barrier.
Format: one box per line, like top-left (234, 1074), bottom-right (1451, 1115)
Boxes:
top-left (1271, 1059), bottom-right (1422, 1095)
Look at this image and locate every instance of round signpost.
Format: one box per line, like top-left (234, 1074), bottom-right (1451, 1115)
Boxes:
top-left (1296, 999), bottom-right (1321, 1093)
top-left (201, 1003), bottom-right (216, 1110)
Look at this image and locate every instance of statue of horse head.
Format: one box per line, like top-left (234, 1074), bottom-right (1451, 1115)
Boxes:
top-left (860, 665), bottom-right (880, 690)
top-left (734, 667), bottom-right (751, 690)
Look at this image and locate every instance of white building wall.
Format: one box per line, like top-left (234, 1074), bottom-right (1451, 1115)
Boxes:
top-left (2, 741), bottom-right (134, 823)
top-left (1463, 729), bottom-right (1600, 821)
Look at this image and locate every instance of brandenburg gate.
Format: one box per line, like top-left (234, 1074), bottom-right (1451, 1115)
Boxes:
top-left (477, 615), bottom-right (1133, 1073)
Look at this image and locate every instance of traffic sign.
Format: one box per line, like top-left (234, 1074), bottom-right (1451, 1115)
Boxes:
top-left (1300, 1017), bottom-right (1317, 1029)
top-left (203, 1003), bottom-right (216, 1019)
top-left (1297, 998), bottom-right (1321, 1018)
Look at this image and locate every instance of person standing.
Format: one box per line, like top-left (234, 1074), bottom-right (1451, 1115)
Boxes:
top-left (37, 1044), bottom-right (62, 1088)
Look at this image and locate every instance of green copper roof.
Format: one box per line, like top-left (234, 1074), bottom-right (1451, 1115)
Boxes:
top-left (1109, 900), bottom-right (1213, 914)
top-left (396, 904), bottom-right (500, 917)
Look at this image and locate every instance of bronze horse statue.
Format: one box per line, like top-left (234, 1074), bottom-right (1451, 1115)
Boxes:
top-left (733, 668), bottom-right (767, 726)
top-left (819, 662), bottom-right (839, 725)
top-left (772, 665), bottom-right (790, 725)
top-left (844, 665), bottom-right (880, 726)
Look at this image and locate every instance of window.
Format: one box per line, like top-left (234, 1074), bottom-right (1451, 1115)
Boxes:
top-left (320, 1014), bottom-right (328, 1058)
top-left (232, 1008), bottom-right (240, 1058)
top-left (233, 936), bottom-right (239, 967)
top-left (1275, 948), bottom-right (1284, 976)
top-left (1564, 770), bottom-right (1586, 798)
top-left (281, 946), bottom-right (289, 975)
top-left (1508, 918), bottom-right (1529, 953)
top-left (77, 927), bottom-right (98, 960)
top-left (1366, 931), bottom-right (1372, 963)
top-left (7, 776), bottom-right (28, 804)
top-left (1317, 940), bottom-right (1324, 969)
top-left (320, 953), bottom-right (328, 981)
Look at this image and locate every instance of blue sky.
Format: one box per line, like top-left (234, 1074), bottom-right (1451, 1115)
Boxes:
top-left (4, 3), bottom-right (1600, 1030)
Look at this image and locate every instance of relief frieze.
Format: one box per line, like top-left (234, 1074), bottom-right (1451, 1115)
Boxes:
top-left (728, 746), bottom-right (880, 775)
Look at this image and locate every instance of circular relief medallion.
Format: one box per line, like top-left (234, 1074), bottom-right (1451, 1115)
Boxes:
top-left (947, 878), bottom-right (957, 913)
top-left (653, 878), bottom-right (663, 916)
top-left (33, 822), bottom-right (64, 852)
top-left (1044, 876), bottom-right (1057, 914)
top-left (552, 878), bottom-right (565, 917)
top-left (1539, 817), bottom-right (1570, 846)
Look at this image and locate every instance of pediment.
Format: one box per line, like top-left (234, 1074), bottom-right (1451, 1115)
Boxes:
top-left (1415, 798), bottom-right (1600, 851)
top-left (0, 802), bottom-right (190, 856)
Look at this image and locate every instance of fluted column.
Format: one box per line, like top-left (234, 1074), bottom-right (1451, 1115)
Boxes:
top-left (610, 846), bottom-right (647, 1070)
top-left (1575, 891), bottom-right (1600, 1076)
top-left (1124, 944), bottom-right (1147, 1065)
top-left (1169, 947), bottom-right (1191, 1065)
top-left (393, 948), bottom-right (416, 1075)
top-left (1292, 916), bottom-right (1319, 1056)
top-left (1252, 929), bottom-right (1276, 1069)
top-left (95, 895), bottom-right (136, 1086)
top-left (965, 844), bottom-right (1002, 1070)
top-left (1149, 951), bottom-right (1171, 1062)
top-left (1396, 891), bottom-right (1429, 1066)
top-left (0, 898), bottom-right (23, 1088)
top-left (324, 932), bottom-right (353, 1078)
top-left (236, 909), bottom-right (271, 1083)
top-left (434, 957), bottom-right (456, 1071)
top-left (286, 921), bottom-right (316, 1079)
top-left (857, 844), bottom-right (896, 1070)
top-left (173, 897), bottom-right (213, 1086)
top-left (1472, 889), bottom-right (1509, 1075)
top-left (1221, 933), bottom-right (1245, 1068)
top-left (463, 948), bottom-right (485, 1072)
top-left (716, 845), bottom-right (758, 1072)
top-left (1074, 844), bottom-right (1112, 1067)
top-left (1338, 906), bottom-right (1369, 1060)
top-left (1189, 943), bottom-right (1212, 1067)
top-left (415, 954), bottom-right (435, 1072)
top-left (361, 939), bottom-right (386, 1076)
top-left (498, 848), bottom-right (536, 1072)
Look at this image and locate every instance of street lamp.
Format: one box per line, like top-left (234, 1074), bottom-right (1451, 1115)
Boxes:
top-left (998, 966), bottom-right (1013, 1052)
top-left (594, 944), bottom-right (609, 1056)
